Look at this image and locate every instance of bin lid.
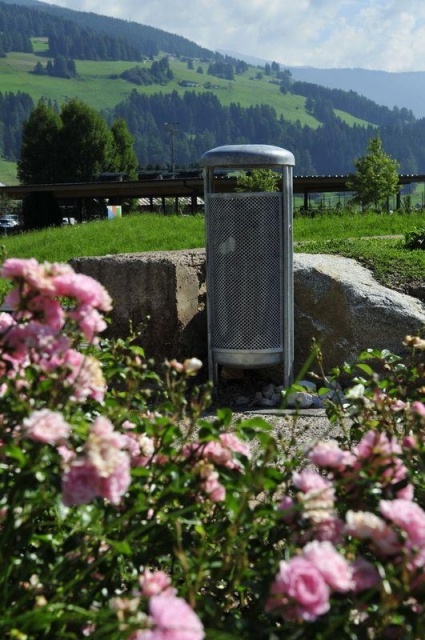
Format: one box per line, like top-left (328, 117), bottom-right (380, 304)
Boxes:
top-left (200, 144), bottom-right (295, 168)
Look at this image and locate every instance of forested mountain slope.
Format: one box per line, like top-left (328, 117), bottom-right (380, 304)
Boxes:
top-left (0, 0), bottom-right (424, 177)
top-left (0, 0), bottom-right (213, 59)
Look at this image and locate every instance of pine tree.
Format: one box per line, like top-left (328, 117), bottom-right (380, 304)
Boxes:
top-left (18, 102), bottom-right (61, 184)
top-left (110, 118), bottom-right (139, 179)
top-left (57, 98), bottom-right (115, 182)
top-left (346, 135), bottom-right (400, 210)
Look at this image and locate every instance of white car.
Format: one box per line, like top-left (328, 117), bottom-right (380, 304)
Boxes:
top-left (0, 216), bottom-right (20, 232)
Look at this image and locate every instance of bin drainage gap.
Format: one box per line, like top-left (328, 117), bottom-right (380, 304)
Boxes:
top-left (221, 377), bottom-right (347, 412)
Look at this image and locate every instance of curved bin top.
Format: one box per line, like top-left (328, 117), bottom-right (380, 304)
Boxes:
top-left (200, 144), bottom-right (295, 168)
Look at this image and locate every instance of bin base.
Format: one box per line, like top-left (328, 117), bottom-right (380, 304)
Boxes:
top-left (212, 348), bottom-right (283, 369)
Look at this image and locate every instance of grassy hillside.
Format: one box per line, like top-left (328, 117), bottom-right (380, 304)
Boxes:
top-left (0, 38), bottom-right (372, 130)
top-left (0, 158), bottom-right (18, 184)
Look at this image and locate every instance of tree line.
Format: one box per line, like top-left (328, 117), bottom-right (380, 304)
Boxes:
top-left (0, 29), bottom-right (32, 57)
top-left (0, 2), bottom-right (145, 61)
top-left (0, 92), bottom-right (35, 161)
top-left (0, 1), bottom-right (216, 61)
top-left (8, 85), bottom-right (425, 176)
top-left (293, 80), bottom-right (416, 127)
top-left (32, 56), bottom-right (77, 79)
top-left (108, 89), bottom-right (425, 175)
top-left (48, 25), bottom-right (142, 62)
top-left (15, 98), bottom-right (404, 229)
top-left (23, 0), bottom-right (216, 60)
top-left (17, 98), bottom-right (139, 228)
top-left (118, 57), bottom-right (174, 86)
top-left (18, 98), bottom-right (138, 185)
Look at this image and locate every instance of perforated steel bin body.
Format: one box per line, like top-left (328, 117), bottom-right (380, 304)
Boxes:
top-left (200, 144), bottom-right (295, 387)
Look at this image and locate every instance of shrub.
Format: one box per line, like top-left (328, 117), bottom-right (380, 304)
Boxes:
top-left (404, 226), bottom-right (425, 250)
top-left (1, 257), bottom-right (425, 639)
top-left (235, 168), bottom-right (279, 192)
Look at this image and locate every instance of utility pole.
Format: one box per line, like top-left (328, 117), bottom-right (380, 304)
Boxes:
top-left (164, 122), bottom-right (179, 177)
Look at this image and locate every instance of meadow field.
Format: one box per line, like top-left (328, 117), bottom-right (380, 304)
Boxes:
top-left (0, 38), bottom-right (372, 129)
top-left (0, 209), bottom-right (424, 299)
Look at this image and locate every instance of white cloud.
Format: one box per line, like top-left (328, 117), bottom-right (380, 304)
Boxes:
top-left (40, 0), bottom-right (425, 71)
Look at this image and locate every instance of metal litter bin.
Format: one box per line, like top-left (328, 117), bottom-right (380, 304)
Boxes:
top-left (200, 144), bottom-right (295, 387)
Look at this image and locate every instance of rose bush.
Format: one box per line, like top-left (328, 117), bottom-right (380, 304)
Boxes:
top-left (1, 257), bottom-right (425, 639)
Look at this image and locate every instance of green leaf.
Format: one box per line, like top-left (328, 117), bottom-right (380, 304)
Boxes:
top-left (216, 407), bottom-right (233, 426)
top-left (356, 363), bottom-right (374, 376)
top-left (6, 444), bottom-right (27, 466)
top-left (106, 539), bottom-right (132, 555)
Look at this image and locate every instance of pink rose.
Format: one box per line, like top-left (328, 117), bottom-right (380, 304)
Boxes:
top-left (138, 570), bottom-right (176, 597)
top-left (345, 510), bottom-right (400, 556)
top-left (97, 454), bottom-right (131, 504)
top-left (198, 440), bottom-right (233, 467)
top-left (63, 351), bottom-right (106, 403)
top-left (0, 311), bottom-right (16, 332)
top-left (403, 435), bottom-right (417, 449)
top-left (2, 258), bottom-right (75, 297)
top-left (202, 470), bottom-right (226, 502)
top-left (129, 595), bottom-right (204, 640)
top-left (62, 459), bottom-right (100, 506)
top-left (391, 399), bottom-right (407, 412)
top-left (302, 541), bottom-right (353, 592)
top-left (305, 515), bottom-right (344, 545)
top-left (85, 417), bottom-right (131, 504)
top-left (26, 295), bottom-right (65, 330)
top-left (412, 401), bottom-right (425, 417)
top-left (68, 305), bottom-right (107, 342)
top-left (185, 432), bottom-right (250, 471)
top-left (380, 499), bottom-right (425, 547)
top-left (266, 557), bottom-right (330, 621)
top-left (23, 409), bottom-right (71, 445)
top-left (354, 430), bottom-right (401, 460)
top-left (53, 272), bottom-right (112, 311)
top-left (293, 470), bottom-right (335, 523)
top-left (219, 432), bottom-right (251, 460)
top-left (62, 417), bottom-right (131, 506)
top-left (1, 257), bottom-right (44, 286)
top-left (308, 440), bottom-right (355, 469)
top-left (346, 510), bottom-right (389, 539)
top-left (292, 469), bottom-right (332, 493)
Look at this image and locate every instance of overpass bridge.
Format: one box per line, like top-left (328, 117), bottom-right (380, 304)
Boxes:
top-left (1, 173), bottom-right (424, 215)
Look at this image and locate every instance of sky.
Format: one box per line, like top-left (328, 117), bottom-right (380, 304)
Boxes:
top-left (40, 0), bottom-right (425, 73)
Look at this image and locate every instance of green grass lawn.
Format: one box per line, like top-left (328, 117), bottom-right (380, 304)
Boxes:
top-left (0, 210), bottom-right (424, 300)
top-left (0, 213), bottom-right (207, 263)
top-left (293, 210), bottom-right (425, 241)
top-left (3, 209), bottom-right (421, 265)
top-left (298, 236), bottom-right (425, 291)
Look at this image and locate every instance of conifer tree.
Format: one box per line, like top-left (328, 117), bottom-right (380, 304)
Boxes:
top-left (346, 134), bottom-right (400, 210)
top-left (17, 102), bottom-right (61, 184)
top-left (110, 118), bottom-right (139, 179)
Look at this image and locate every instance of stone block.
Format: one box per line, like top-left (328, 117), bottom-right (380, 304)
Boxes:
top-left (70, 250), bottom-right (425, 377)
top-left (70, 249), bottom-right (207, 363)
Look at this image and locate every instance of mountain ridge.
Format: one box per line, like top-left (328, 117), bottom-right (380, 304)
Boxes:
top-left (219, 49), bottom-right (425, 119)
top-left (1, 0), bottom-right (425, 177)
top-left (7, 0), bottom-right (425, 120)
top-left (3, 0), bottom-right (422, 118)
